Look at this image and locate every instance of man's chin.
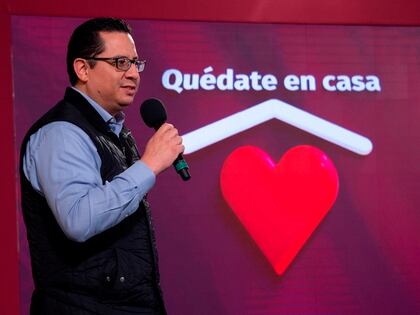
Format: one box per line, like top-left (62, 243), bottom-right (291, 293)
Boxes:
top-left (119, 97), bottom-right (135, 107)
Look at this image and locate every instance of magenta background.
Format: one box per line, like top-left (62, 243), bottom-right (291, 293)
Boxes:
top-left (13, 16), bottom-right (420, 314)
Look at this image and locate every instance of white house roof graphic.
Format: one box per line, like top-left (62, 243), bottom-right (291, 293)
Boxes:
top-left (181, 98), bottom-right (373, 156)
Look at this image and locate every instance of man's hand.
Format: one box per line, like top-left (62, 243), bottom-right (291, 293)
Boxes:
top-left (140, 123), bottom-right (184, 175)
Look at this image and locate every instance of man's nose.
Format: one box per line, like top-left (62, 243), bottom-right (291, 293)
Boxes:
top-left (125, 63), bottom-right (140, 79)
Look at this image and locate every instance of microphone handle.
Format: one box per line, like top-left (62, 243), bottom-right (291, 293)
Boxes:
top-left (173, 154), bottom-right (191, 181)
top-left (153, 124), bottom-right (191, 181)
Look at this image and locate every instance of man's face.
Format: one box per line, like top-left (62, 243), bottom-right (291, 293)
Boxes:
top-left (85, 31), bottom-right (140, 115)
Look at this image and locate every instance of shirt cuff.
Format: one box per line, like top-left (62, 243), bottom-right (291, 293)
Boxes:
top-left (123, 160), bottom-right (156, 194)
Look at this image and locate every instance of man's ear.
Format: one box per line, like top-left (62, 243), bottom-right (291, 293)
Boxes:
top-left (73, 58), bottom-right (89, 83)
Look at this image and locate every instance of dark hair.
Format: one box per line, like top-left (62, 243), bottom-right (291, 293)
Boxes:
top-left (67, 17), bottom-right (132, 85)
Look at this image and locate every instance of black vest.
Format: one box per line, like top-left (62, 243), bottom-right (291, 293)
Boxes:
top-left (20, 88), bottom-right (166, 314)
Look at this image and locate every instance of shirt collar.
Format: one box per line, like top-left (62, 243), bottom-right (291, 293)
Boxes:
top-left (71, 87), bottom-right (125, 135)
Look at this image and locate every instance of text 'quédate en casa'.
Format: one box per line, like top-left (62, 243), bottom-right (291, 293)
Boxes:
top-left (161, 67), bottom-right (381, 94)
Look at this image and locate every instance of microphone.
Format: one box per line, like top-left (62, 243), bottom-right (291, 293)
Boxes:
top-left (140, 98), bottom-right (191, 181)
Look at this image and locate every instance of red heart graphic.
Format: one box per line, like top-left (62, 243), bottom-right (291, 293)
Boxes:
top-left (220, 145), bottom-right (339, 275)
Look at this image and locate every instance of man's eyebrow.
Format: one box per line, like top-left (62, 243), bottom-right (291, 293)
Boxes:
top-left (116, 55), bottom-right (139, 60)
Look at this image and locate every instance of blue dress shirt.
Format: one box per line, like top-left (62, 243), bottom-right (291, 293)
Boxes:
top-left (23, 88), bottom-right (156, 242)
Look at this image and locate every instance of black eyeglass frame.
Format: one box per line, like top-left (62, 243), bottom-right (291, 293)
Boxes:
top-left (85, 57), bottom-right (146, 72)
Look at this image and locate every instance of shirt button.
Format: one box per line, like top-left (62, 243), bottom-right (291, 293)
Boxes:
top-left (120, 276), bottom-right (125, 283)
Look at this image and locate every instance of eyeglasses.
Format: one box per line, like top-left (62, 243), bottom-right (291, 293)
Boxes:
top-left (86, 57), bottom-right (146, 72)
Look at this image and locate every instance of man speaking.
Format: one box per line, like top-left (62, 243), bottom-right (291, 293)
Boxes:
top-left (20, 17), bottom-right (183, 314)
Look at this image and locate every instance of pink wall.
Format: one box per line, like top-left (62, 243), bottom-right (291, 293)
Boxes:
top-left (1, 1), bottom-right (420, 314)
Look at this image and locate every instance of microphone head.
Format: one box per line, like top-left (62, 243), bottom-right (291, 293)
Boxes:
top-left (140, 98), bottom-right (167, 129)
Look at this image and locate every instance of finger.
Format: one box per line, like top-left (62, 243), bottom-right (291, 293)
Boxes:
top-left (177, 135), bottom-right (183, 145)
top-left (156, 123), bottom-right (173, 133)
